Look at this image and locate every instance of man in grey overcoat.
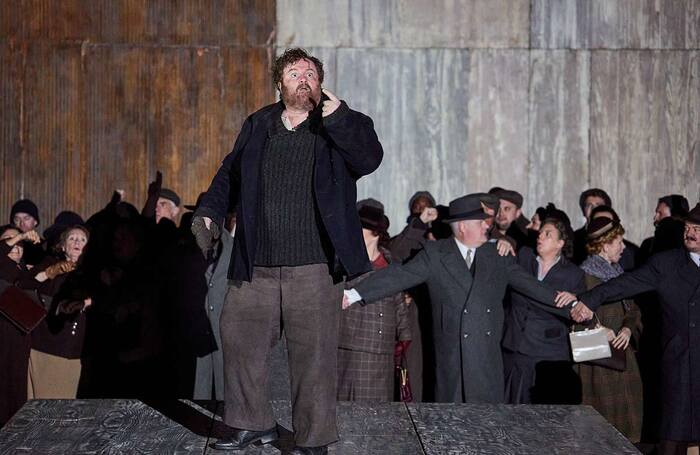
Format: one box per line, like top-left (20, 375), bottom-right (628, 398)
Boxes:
top-left (343, 193), bottom-right (574, 403)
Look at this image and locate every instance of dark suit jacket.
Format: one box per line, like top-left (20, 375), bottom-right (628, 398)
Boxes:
top-left (195, 100), bottom-right (383, 281)
top-left (354, 238), bottom-right (570, 404)
top-left (579, 248), bottom-right (700, 441)
top-left (502, 247), bottom-right (585, 361)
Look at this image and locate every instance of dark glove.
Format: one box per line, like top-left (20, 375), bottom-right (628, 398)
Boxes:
top-left (394, 340), bottom-right (411, 366)
top-left (191, 216), bottom-right (220, 258)
top-left (57, 300), bottom-right (85, 315)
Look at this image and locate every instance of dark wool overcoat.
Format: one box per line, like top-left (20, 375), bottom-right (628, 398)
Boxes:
top-left (355, 239), bottom-right (570, 404)
top-left (195, 100), bottom-right (383, 281)
top-left (580, 248), bottom-right (700, 441)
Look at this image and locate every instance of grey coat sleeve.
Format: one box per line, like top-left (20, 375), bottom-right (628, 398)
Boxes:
top-left (579, 261), bottom-right (659, 311)
top-left (355, 248), bottom-right (432, 305)
top-left (506, 261), bottom-right (571, 319)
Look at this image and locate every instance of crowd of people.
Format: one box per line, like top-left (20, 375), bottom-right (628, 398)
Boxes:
top-left (2, 46), bottom-right (699, 455)
top-left (0, 180), bottom-right (695, 449)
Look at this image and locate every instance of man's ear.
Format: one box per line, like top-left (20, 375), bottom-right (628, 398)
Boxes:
top-left (277, 82), bottom-right (281, 92)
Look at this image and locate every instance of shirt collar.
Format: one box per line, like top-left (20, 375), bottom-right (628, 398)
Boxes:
top-left (454, 237), bottom-right (476, 261)
top-left (690, 252), bottom-right (700, 267)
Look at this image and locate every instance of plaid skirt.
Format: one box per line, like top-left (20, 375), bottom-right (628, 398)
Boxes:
top-left (575, 346), bottom-right (643, 442)
top-left (337, 348), bottom-right (394, 402)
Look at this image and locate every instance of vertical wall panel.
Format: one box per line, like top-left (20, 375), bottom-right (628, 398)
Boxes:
top-left (330, 48), bottom-right (471, 227)
top-left (84, 46), bottom-right (152, 216)
top-left (590, 51), bottom-right (700, 243)
top-left (528, 50), bottom-right (590, 227)
top-left (0, 1), bottom-right (275, 226)
top-left (531, 0), bottom-right (700, 50)
top-left (277, 0), bottom-right (530, 49)
top-left (0, 44), bottom-right (25, 219)
top-left (465, 50), bottom-right (530, 203)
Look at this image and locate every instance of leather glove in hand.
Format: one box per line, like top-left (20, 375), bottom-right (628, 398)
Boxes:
top-left (191, 216), bottom-right (220, 258)
top-left (44, 261), bottom-right (77, 280)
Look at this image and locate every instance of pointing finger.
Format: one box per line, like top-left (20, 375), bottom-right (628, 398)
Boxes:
top-left (322, 88), bottom-right (339, 101)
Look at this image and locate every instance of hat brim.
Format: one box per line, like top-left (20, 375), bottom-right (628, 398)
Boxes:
top-left (443, 212), bottom-right (490, 223)
top-left (184, 205), bottom-right (197, 211)
top-left (686, 214), bottom-right (700, 225)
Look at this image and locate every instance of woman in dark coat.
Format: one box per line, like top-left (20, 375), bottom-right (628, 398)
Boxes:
top-left (19, 225), bottom-right (92, 399)
top-left (0, 226), bottom-right (40, 425)
top-left (337, 205), bottom-right (411, 401)
top-left (575, 217), bottom-right (643, 443)
top-left (502, 215), bottom-right (585, 404)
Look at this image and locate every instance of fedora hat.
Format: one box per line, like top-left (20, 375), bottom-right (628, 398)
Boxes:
top-left (443, 194), bottom-right (489, 223)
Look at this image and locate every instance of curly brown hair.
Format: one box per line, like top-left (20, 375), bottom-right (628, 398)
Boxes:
top-left (586, 224), bottom-right (625, 256)
top-left (271, 48), bottom-right (324, 88)
top-left (541, 217), bottom-right (574, 259)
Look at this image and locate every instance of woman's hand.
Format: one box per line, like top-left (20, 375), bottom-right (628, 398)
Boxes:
top-left (612, 327), bottom-right (632, 350)
top-left (599, 326), bottom-right (616, 342)
top-left (554, 291), bottom-right (578, 308)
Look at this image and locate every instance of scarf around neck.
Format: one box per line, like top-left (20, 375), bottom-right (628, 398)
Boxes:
top-left (581, 254), bottom-right (623, 282)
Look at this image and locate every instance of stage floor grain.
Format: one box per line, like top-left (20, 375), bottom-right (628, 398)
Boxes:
top-left (0, 399), bottom-right (639, 454)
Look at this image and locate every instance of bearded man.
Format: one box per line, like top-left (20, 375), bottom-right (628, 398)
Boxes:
top-left (191, 48), bottom-right (383, 454)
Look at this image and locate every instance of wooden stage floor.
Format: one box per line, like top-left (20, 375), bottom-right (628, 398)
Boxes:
top-left (0, 399), bottom-right (640, 454)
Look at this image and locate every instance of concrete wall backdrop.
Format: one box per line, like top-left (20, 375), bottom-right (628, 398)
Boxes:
top-left (0, 1), bottom-right (698, 244)
top-left (277, 0), bottom-right (700, 242)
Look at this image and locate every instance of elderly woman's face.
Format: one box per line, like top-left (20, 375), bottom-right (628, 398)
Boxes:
top-left (0, 228), bottom-right (23, 264)
top-left (602, 234), bottom-right (625, 264)
top-left (63, 228), bottom-right (88, 262)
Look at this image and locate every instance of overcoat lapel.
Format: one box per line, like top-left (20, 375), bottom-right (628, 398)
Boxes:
top-left (440, 239), bottom-right (473, 294)
top-left (679, 252), bottom-right (700, 298)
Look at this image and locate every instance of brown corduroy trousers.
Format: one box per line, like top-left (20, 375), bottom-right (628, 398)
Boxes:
top-left (220, 263), bottom-right (343, 447)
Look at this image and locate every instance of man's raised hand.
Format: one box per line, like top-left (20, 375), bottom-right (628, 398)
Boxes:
top-left (322, 88), bottom-right (341, 117)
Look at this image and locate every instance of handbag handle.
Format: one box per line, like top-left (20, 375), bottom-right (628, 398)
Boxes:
top-left (570, 312), bottom-right (602, 333)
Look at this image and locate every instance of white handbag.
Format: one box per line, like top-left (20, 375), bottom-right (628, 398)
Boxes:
top-left (569, 316), bottom-right (612, 363)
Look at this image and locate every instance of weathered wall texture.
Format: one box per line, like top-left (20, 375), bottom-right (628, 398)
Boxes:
top-left (0, 0), bottom-right (275, 227)
top-left (278, 0), bottom-right (700, 242)
top-left (1, 1), bottom-right (698, 244)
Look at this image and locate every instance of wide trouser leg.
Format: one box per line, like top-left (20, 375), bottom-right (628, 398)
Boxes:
top-left (220, 267), bottom-right (281, 430)
top-left (281, 264), bottom-right (343, 447)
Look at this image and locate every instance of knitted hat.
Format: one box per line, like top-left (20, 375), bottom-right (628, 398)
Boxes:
top-left (159, 188), bottom-right (181, 207)
top-left (10, 199), bottom-right (40, 225)
top-left (408, 191), bottom-right (436, 212)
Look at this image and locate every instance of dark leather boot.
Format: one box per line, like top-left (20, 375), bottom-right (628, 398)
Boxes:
top-left (210, 426), bottom-right (278, 450)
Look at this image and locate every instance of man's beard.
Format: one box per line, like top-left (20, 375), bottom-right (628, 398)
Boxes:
top-left (281, 82), bottom-right (320, 112)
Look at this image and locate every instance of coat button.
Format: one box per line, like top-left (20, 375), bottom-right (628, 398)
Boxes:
top-left (463, 309), bottom-right (468, 314)
top-left (463, 333), bottom-right (469, 338)
top-left (209, 283), bottom-right (214, 287)
top-left (486, 331), bottom-right (491, 336)
top-left (691, 302), bottom-right (696, 307)
top-left (486, 309), bottom-right (491, 313)
top-left (691, 323), bottom-right (697, 328)
top-left (378, 330), bottom-right (382, 334)
top-left (379, 312), bottom-right (383, 317)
